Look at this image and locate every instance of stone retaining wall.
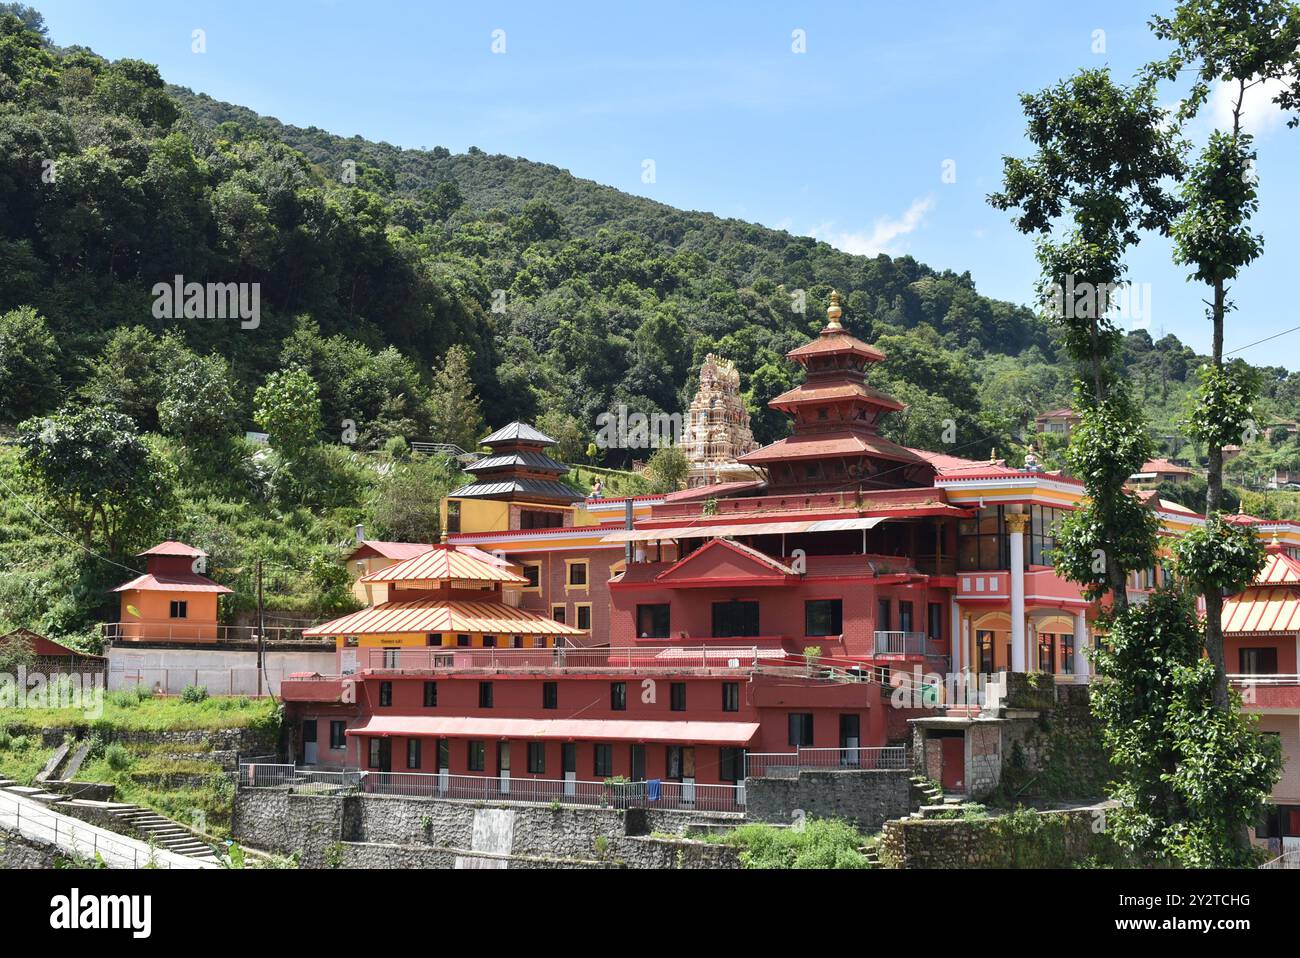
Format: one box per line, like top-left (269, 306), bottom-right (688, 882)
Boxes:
top-left (745, 769), bottom-right (911, 831)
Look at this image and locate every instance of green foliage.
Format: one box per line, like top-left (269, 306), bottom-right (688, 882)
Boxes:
top-left (103, 742), bottom-right (133, 771)
top-left (1172, 513), bottom-right (1266, 597)
top-left (713, 818), bottom-right (873, 869)
top-left (1088, 588), bottom-right (1282, 867)
top-left (365, 454), bottom-right (464, 543)
top-left (254, 367), bottom-right (323, 462)
top-left (180, 683), bottom-right (209, 704)
top-left (0, 306), bottom-right (60, 423)
top-left (1187, 361), bottom-right (1258, 451)
top-left (642, 445), bottom-right (689, 493)
top-left (426, 344), bottom-right (484, 451)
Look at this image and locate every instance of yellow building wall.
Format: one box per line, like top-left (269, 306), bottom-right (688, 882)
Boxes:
top-left (117, 589), bottom-right (221, 642)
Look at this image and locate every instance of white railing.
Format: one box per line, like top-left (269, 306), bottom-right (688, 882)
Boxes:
top-left (0, 790), bottom-right (210, 869)
top-left (745, 746), bottom-right (908, 779)
top-left (357, 645), bottom-right (768, 674)
top-left (1229, 673), bottom-right (1300, 686)
top-left (237, 765), bottom-right (745, 812)
top-left (102, 622), bottom-right (309, 644)
top-left (873, 631), bottom-right (931, 655)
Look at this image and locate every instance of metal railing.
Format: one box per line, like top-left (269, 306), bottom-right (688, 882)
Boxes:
top-left (354, 645), bottom-right (770, 674)
top-left (102, 622), bottom-right (310, 644)
top-left (1229, 673), bottom-right (1300, 686)
top-left (237, 765), bottom-right (745, 812)
top-left (745, 746), bottom-right (909, 779)
top-left (1260, 849), bottom-right (1300, 869)
top-left (873, 631), bottom-right (932, 655)
top-left (0, 790), bottom-right (210, 869)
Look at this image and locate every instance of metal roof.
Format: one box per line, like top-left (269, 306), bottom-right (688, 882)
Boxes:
top-left (448, 478), bottom-right (584, 502)
top-left (466, 450), bottom-right (568, 474)
top-left (137, 541), bottom-right (207, 558)
top-left (480, 422), bottom-right (558, 445)
top-left (304, 599), bottom-right (585, 637)
top-left (112, 573), bottom-right (232, 594)
top-left (601, 515), bottom-right (886, 543)
top-left (358, 547), bottom-right (526, 584)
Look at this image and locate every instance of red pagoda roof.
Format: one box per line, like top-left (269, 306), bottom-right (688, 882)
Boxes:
top-left (769, 382), bottom-right (905, 412)
top-left (738, 430), bottom-right (930, 466)
top-left (137, 541), bottom-right (207, 558)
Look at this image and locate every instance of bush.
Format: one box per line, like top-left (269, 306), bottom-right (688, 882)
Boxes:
top-left (0, 729), bottom-right (11, 751)
top-left (181, 684), bottom-right (209, 704)
top-left (104, 743), bottom-right (133, 771)
top-left (714, 818), bottom-right (873, 869)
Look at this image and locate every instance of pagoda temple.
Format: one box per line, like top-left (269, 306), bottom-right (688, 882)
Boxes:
top-left (681, 354), bottom-right (759, 487)
top-left (738, 291), bottom-right (936, 491)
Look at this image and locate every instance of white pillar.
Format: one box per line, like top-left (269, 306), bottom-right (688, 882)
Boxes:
top-left (1007, 513), bottom-right (1028, 672)
top-left (1073, 610), bottom-right (1090, 682)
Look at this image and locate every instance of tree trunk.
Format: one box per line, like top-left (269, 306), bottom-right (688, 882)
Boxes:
top-left (1205, 279), bottom-right (1230, 712)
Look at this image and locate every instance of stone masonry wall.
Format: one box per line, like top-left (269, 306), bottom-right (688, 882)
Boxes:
top-left (745, 769), bottom-right (911, 831)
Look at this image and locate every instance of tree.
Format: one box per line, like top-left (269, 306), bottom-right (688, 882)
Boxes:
top-left (366, 455), bottom-right (464, 543)
top-left (643, 445), bottom-right (689, 493)
top-left (1149, 0), bottom-right (1300, 712)
top-left (254, 367), bottom-right (322, 464)
top-left (80, 327), bottom-right (184, 431)
top-left (158, 352), bottom-right (239, 449)
top-left (17, 404), bottom-right (177, 555)
top-left (426, 344), bottom-right (484, 452)
top-left (0, 305), bottom-right (60, 423)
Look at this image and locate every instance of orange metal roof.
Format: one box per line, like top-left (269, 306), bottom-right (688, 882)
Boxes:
top-left (1223, 587), bottom-right (1300, 635)
top-left (304, 599), bottom-right (584, 637)
top-left (786, 330), bottom-right (886, 362)
top-left (347, 541), bottom-right (434, 561)
top-left (1258, 548), bottom-right (1300, 585)
top-left (769, 382), bottom-right (905, 411)
top-left (358, 546), bottom-right (526, 584)
top-left (738, 431), bottom-right (932, 466)
top-left (112, 572), bottom-right (232, 594)
top-left (138, 541), bottom-right (207, 558)
top-left (346, 715), bottom-right (761, 745)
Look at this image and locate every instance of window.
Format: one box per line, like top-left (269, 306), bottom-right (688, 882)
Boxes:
top-left (666, 745), bottom-right (683, 780)
top-left (722, 682), bottom-right (740, 712)
top-left (521, 509), bottom-right (563, 529)
top-left (711, 600), bottom-right (759, 638)
top-left (368, 739), bottom-right (381, 769)
top-left (378, 682), bottom-right (392, 707)
top-left (927, 603), bottom-right (943, 642)
top-left (594, 744), bottom-right (613, 777)
top-left (1240, 647), bottom-right (1279, 675)
top-left (407, 738), bottom-right (422, 770)
top-left (1060, 632), bottom-right (1075, 675)
top-left (637, 603), bottom-right (671, 638)
top-left (877, 598), bottom-right (891, 631)
top-left (437, 739), bottom-right (449, 772)
top-left (1037, 633), bottom-right (1056, 674)
top-left (977, 630), bottom-right (995, 674)
top-left (610, 682), bottom-right (627, 711)
top-left (479, 682), bottom-right (494, 708)
top-left (957, 506), bottom-right (1009, 571)
top-left (169, 600), bottom-right (188, 619)
top-left (542, 681), bottom-right (558, 709)
top-left (1030, 505), bottom-right (1066, 566)
top-left (425, 633), bottom-right (442, 647)
top-left (512, 635), bottom-right (524, 648)
top-left (567, 561), bottom-right (588, 588)
top-left (670, 682), bottom-right (686, 712)
top-left (899, 601), bottom-right (914, 633)
top-left (446, 500), bottom-right (461, 534)
top-left (719, 747), bottom-right (745, 782)
top-left (382, 648), bottom-right (400, 669)
top-left (467, 740), bottom-right (485, 772)
top-left (527, 742), bottom-right (546, 774)
top-left (788, 713), bottom-right (814, 747)
top-left (483, 635), bottom-right (496, 648)
top-left (551, 605), bottom-right (566, 625)
top-left (522, 563), bottom-right (541, 591)
top-left (457, 634), bottom-right (470, 647)
top-left (804, 599), bottom-right (843, 637)
top-left (423, 682), bottom-right (437, 708)
top-left (576, 604), bottom-right (592, 631)
top-left (329, 720), bottom-right (346, 749)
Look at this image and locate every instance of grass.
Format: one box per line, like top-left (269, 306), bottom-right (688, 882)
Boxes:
top-left (76, 748), bottom-right (237, 838)
top-left (0, 693), bottom-right (281, 733)
top-left (705, 817), bottom-right (876, 869)
top-left (0, 734), bottom-right (56, 785)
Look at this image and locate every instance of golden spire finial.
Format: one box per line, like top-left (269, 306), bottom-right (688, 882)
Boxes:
top-left (826, 290), bottom-right (843, 330)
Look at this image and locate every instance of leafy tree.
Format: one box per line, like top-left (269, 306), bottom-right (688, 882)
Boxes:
top-left (426, 344), bottom-right (484, 452)
top-left (157, 352), bottom-right (239, 449)
top-left (80, 327), bottom-right (184, 431)
top-left (0, 305), bottom-right (60, 423)
top-left (254, 367), bottom-right (322, 463)
top-left (17, 404), bottom-right (177, 554)
top-left (366, 455), bottom-right (464, 543)
top-left (643, 445), bottom-right (689, 493)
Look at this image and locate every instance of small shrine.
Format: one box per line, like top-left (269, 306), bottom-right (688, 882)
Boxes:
top-left (681, 354), bottom-right (760, 487)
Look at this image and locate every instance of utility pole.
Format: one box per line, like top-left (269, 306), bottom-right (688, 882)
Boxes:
top-left (256, 558), bottom-right (265, 697)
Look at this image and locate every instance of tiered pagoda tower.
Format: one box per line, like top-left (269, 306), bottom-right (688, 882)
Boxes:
top-left (681, 354), bottom-right (759, 487)
top-left (738, 292), bottom-right (935, 491)
top-left (450, 422), bottom-right (583, 506)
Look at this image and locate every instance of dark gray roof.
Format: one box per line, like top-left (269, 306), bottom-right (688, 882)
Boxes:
top-left (466, 451), bottom-right (568, 475)
top-left (480, 421), bottom-right (558, 446)
top-left (449, 478), bottom-right (584, 503)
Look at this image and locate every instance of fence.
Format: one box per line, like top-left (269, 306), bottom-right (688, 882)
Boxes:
top-left (745, 746), bottom-right (909, 779)
top-left (1260, 849), bottom-right (1300, 869)
top-left (102, 622), bottom-right (308, 644)
top-left (237, 764), bottom-right (745, 812)
top-left (0, 790), bottom-right (209, 869)
top-left (359, 645), bottom-right (770, 673)
top-left (109, 665), bottom-right (290, 696)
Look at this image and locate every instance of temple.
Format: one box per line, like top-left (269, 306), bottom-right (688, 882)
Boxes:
top-left (279, 293), bottom-right (1299, 841)
top-left (681, 353), bottom-right (759, 487)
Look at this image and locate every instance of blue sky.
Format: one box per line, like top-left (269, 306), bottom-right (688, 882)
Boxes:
top-left (31, 0), bottom-right (1300, 367)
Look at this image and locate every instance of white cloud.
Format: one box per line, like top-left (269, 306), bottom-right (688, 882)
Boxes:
top-left (806, 195), bottom-right (935, 256)
top-left (1209, 75), bottom-right (1292, 137)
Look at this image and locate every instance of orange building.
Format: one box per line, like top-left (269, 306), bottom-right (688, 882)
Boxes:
top-left (110, 541), bottom-right (232, 643)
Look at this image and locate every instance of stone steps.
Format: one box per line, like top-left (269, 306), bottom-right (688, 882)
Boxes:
top-left (107, 804), bottom-right (218, 862)
top-left (61, 742), bottom-right (92, 782)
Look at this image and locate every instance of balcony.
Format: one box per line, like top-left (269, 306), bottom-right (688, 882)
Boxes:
top-left (874, 631), bottom-right (935, 656)
top-left (102, 621), bottom-right (315, 645)
top-left (323, 645), bottom-right (784, 677)
top-left (1230, 674), bottom-right (1300, 711)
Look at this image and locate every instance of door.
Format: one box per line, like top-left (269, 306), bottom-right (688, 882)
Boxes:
top-left (630, 744), bottom-right (646, 781)
top-left (562, 743), bottom-right (577, 796)
top-left (839, 714), bottom-right (860, 767)
top-left (437, 739), bottom-right (449, 793)
top-left (302, 720), bottom-right (318, 765)
top-left (377, 738), bottom-right (391, 773)
top-left (681, 746), bottom-right (696, 805)
top-left (940, 736), bottom-right (964, 791)
top-left (977, 630), bottom-right (994, 674)
top-left (497, 741), bottom-right (511, 795)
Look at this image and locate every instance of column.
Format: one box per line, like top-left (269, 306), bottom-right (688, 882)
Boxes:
top-left (1073, 609), bottom-right (1090, 683)
top-left (950, 598), bottom-right (963, 674)
top-left (1005, 513), bottom-right (1029, 672)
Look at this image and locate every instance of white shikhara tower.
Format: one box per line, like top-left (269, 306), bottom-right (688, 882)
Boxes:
top-left (681, 354), bottom-right (759, 487)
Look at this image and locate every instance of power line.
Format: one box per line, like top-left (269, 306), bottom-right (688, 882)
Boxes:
top-left (1225, 324), bottom-right (1300, 359)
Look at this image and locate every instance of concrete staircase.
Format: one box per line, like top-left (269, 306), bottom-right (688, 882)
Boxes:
top-left (106, 805), bottom-right (218, 862)
top-left (907, 775), bottom-right (963, 819)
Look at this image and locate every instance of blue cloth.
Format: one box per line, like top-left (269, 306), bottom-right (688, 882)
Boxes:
top-left (646, 778), bottom-right (662, 801)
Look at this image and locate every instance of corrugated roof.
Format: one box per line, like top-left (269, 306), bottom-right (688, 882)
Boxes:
top-left (786, 331), bottom-right (886, 362)
top-left (769, 382), bottom-right (905, 412)
top-left (347, 541), bottom-right (434, 561)
top-left (449, 478), bottom-right (584, 502)
top-left (358, 546), bottom-right (526, 584)
top-left (738, 431), bottom-right (933, 467)
top-left (480, 422), bottom-right (557, 445)
top-left (112, 573), bottom-right (232, 594)
top-left (466, 450), bottom-right (568, 474)
top-left (1223, 587), bottom-right (1300, 634)
top-left (137, 541), bottom-right (207, 558)
top-left (304, 599), bottom-right (585, 637)
top-left (602, 515), bottom-right (886, 543)
top-left (346, 715), bottom-right (761, 745)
